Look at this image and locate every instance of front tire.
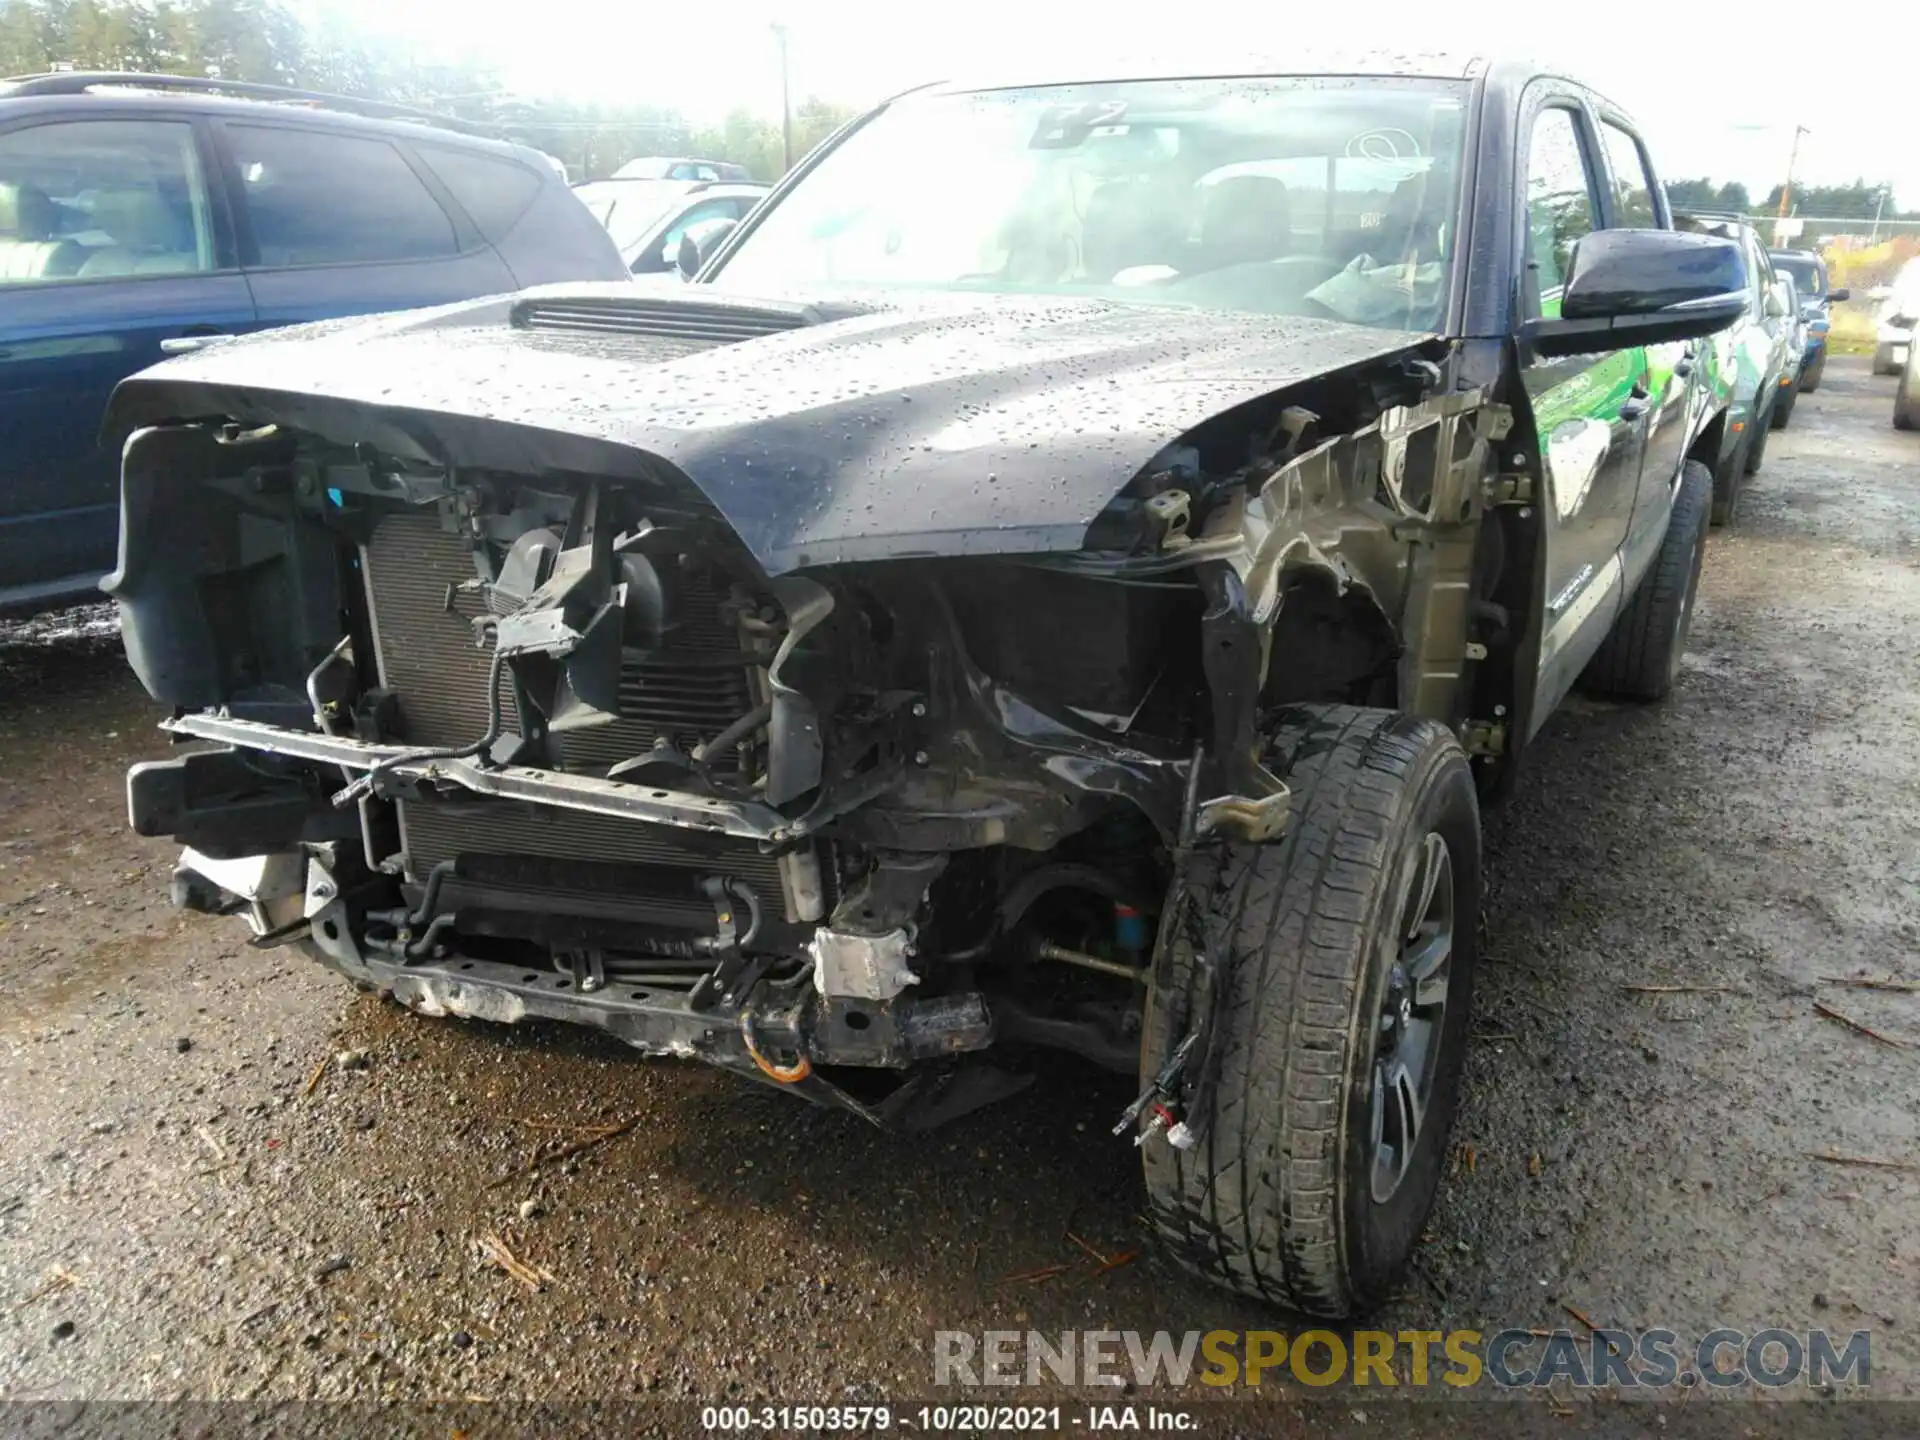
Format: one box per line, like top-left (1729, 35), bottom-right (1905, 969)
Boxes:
top-left (1770, 384), bottom-right (1797, 429)
top-left (1896, 345), bottom-right (1919, 431)
top-left (1800, 350), bottom-right (1826, 392)
top-left (1584, 459), bottom-right (1711, 702)
top-left (1140, 706), bottom-right (1480, 1317)
top-left (1874, 343), bottom-right (1899, 377)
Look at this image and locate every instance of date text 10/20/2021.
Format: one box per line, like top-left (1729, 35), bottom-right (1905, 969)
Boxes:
top-left (700, 1406), bottom-right (1195, 1432)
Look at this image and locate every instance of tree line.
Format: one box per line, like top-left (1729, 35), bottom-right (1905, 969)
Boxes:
top-left (1666, 176), bottom-right (1911, 221)
top-left (0, 0), bottom-right (857, 180)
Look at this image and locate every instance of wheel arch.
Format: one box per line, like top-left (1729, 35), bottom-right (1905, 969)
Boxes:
top-left (1687, 404), bottom-right (1729, 475)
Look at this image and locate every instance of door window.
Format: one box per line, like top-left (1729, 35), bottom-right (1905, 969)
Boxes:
top-left (1523, 106), bottom-right (1598, 315)
top-left (1598, 122), bottom-right (1658, 229)
top-left (0, 119), bottom-right (215, 284)
top-left (228, 125), bottom-right (458, 267)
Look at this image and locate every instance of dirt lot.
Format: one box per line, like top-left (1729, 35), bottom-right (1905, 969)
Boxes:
top-left (2, 357), bottom-right (1917, 1428)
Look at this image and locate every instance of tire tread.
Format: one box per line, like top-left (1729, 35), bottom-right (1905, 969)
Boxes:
top-left (1142, 705), bottom-right (1470, 1316)
top-left (1584, 459), bottom-right (1712, 702)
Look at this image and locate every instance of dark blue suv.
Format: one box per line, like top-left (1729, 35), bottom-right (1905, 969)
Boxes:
top-left (1768, 247), bottom-right (1849, 394)
top-left (0, 72), bottom-right (629, 614)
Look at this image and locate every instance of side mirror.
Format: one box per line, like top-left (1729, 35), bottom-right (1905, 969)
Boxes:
top-left (1523, 229), bottom-right (1749, 358)
top-left (675, 217), bottom-right (739, 280)
top-left (1827, 287), bottom-right (1850, 303)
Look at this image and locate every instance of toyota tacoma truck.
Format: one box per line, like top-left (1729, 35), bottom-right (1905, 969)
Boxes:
top-left (108, 55), bottom-right (1745, 1317)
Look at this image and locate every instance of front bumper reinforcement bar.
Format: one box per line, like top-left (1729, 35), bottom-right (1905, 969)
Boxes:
top-left (161, 712), bottom-right (789, 842)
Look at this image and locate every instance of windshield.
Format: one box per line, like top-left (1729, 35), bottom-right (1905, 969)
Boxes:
top-left (1771, 252), bottom-right (1824, 299)
top-left (714, 77), bottom-right (1471, 331)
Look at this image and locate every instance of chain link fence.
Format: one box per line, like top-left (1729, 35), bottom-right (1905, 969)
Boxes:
top-left (1746, 214), bottom-right (1920, 250)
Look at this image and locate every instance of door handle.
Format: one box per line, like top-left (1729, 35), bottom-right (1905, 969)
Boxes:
top-left (1618, 382), bottom-right (1651, 422)
top-left (160, 328), bottom-right (231, 355)
top-left (1674, 360), bottom-right (1693, 378)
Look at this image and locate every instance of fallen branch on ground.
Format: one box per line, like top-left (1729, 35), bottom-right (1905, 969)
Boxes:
top-left (999, 1264), bottom-right (1070, 1285)
top-left (1561, 1304), bottom-right (1599, 1333)
top-left (506, 1116), bottom-right (624, 1131)
top-left (1814, 1001), bottom-right (1916, 1049)
top-left (1809, 1150), bottom-right (1918, 1171)
top-left (1820, 976), bottom-right (1920, 993)
top-left (13, 1267), bottom-right (79, 1310)
top-left (1064, 1231), bottom-right (1109, 1265)
top-left (302, 1055), bottom-right (330, 1097)
top-left (477, 1230), bottom-right (554, 1291)
top-left (485, 1118), bottom-right (637, 1189)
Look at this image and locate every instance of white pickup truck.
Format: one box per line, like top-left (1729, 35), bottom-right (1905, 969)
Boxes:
top-left (1872, 256), bottom-right (1920, 377)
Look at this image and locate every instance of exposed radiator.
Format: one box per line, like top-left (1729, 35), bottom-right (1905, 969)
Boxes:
top-left (360, 509), bottom-right (783, 904)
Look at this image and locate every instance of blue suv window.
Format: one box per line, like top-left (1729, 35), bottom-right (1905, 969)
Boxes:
top-left (415, 144), bottom-right (542, 244)
top-left (0, 119), bottom-right (215, 284)
top-left (228, 125), bottom-right (458, 267)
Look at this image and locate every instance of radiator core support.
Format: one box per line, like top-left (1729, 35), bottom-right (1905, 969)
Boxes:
top-left (355, 506), bottom-right (812, 929)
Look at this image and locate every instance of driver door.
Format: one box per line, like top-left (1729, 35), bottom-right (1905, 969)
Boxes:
top-left (1594, 115), bottom-right (1695, 586)
top-left (1516, 97), bottom-right (1650, 730)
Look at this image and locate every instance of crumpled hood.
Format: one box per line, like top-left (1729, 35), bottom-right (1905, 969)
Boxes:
top-left (106, 282), bottom-right (1433, 575)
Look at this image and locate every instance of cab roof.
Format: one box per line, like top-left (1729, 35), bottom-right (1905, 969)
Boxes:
top-left (924, 49), bottom-right (1505, 96)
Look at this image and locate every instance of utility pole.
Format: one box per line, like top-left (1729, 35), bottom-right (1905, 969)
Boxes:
top-left (771, 22), bottom-right (792, 172)
top-left (1777, 124), bottom-right (1810, 218)
top-left (1871, 184), bottom-right (1889, 243)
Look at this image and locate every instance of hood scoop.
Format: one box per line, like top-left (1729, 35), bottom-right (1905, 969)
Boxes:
top-left (511, 294), bottom-right (817, 347)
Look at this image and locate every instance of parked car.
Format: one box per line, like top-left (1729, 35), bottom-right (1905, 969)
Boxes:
top-left (1897, 325), bottom-right (1919, 430)
top-left (1676, 213), bottom-right (1796, 523)
top-left (107, 55), bottom-right (1745, 1317)
top-left (1769, 246), bottom-right (1849, 392)
top-left (0, 70), bottom-right (629, 616)
top-left (571, 177), bottom-right (768, 274)
top-left (612, 155), bottom-right (754, 183)
top-left (1769, 270), bottom-right (1809, 428)
top-left (1872, 257), bottom-right (1920, 377)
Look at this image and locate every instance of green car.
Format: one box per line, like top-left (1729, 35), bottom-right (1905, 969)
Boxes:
top-left (1676, 213), bottom-right (1799, 525)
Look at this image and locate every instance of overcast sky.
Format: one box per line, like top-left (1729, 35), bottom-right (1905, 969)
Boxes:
top-left (321, 0), bottom-right (1919, 212)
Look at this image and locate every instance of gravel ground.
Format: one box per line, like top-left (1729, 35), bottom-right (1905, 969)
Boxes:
top-left (2, 357), bottom-right (1917, 1430)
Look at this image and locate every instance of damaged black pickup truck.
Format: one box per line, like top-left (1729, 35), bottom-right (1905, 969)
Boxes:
top-left (107, 57), bottom-right (1747, 1315)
